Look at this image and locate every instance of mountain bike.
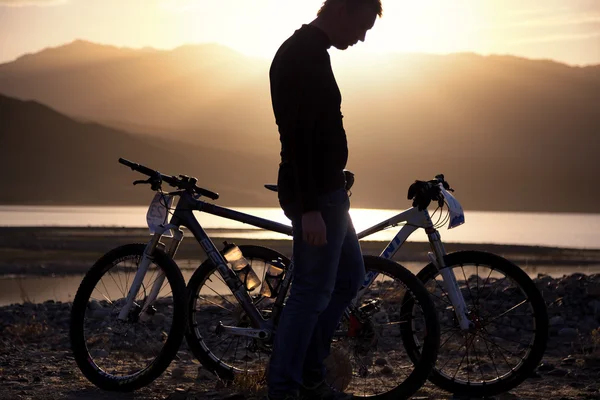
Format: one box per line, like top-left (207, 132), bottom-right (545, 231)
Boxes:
top-left (255, 173), bottom-right (549, 397)
top-left (69, 158), bottom-right (440, 400)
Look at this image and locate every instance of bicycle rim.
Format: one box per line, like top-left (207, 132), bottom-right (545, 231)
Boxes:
top-left (412, 251), bottom-right (548, 396)
top-left (70, 244), bottom-right (186, 390)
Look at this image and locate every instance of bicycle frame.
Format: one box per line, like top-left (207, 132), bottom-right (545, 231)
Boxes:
top-left (356, 206), bottom-right (471, 330)
top-left (119, 191), bottom-right (293, 339)
top-left (120, 189), bottom-right (472, 337)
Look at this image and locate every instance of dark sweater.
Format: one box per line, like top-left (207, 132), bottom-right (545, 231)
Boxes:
top-left (270, 24), bottom-right (347, 212)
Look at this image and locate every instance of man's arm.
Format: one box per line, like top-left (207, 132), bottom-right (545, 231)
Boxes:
top-left (283, 56), bottom-right (321, 213)
top-left (277, 50), bottom-right (327, 245)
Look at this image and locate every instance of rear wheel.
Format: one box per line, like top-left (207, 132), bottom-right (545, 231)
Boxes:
top-left (402, 251), bottom-right (548, 397)
top-left (186, 248), bottom-right (441, 400)
top-left (185, 245), bottom-right (287, 380)
top-left (333, 255), bottom-right (440, 399)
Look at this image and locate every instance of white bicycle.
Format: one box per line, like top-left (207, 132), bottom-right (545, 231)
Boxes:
top-left (252, 173), bottom-right (549, 396)
top-left (189, 173), bottom-right (549, 397)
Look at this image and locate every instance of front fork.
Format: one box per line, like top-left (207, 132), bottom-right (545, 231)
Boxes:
top-left (118, 225), bottom-right (184, 322)
top-left (427, 230), bottom-right (473, 331)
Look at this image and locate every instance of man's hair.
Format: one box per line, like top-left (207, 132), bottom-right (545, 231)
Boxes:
top-left (317, 0), bottom-right (383, 18)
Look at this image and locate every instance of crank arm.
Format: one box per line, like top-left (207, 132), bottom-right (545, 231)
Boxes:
top-left (215, 322), bottom-right (272, 340)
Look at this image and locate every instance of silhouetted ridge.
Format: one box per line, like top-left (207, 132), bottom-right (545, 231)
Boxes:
top-left (0, 40), bottom-right (598, 212)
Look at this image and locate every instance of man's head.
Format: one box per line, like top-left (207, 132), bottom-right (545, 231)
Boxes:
top-left (315, 0), bottom-right (382, 50)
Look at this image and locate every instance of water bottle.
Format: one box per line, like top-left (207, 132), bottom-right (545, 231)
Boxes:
top-left (259, 258), bottom-right (285, 298)
top-left (222, 242), bottom-right (261, 291)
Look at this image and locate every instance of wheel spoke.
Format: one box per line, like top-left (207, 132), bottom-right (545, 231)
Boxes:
top-left (485, 300), bottom-right (529, 324)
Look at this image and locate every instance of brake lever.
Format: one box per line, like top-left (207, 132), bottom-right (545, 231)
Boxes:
top-left (133, 174), bottom-right (162, 191)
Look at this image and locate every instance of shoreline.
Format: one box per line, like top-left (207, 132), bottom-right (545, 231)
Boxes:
top-left (1, 226), bottom-right (600, 277)
top-left (1, 268), bottom-right (599, 399)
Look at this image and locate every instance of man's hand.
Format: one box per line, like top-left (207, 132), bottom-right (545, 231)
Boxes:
top-left (302, 211), bottom-right (327, 246)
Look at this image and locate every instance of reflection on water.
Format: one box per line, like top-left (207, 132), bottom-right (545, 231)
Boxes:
top-left (1, 262), bottom-right (599, 307)
top-left (1, 206), bottom-right (599, 249)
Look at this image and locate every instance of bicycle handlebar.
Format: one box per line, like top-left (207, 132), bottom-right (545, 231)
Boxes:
top-left (118, 158), bottom-right (220, 200)
top-left (407, 174), bottom-right (453, 211)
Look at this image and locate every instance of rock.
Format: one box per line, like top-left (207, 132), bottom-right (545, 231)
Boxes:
top-left (153, 313), bottom-right (166, 325)
top-left (380, 365), bottom-right (394, 375)
top-left (177, 351), bottom-right (192, 361)
top-left (558, 327), bottom-right (578, 337)
top-left (582, 316), bottom-right (598, 332)
top-left (546, 368), bottom-right (569, 377)
top-left (587, 283), bottom-right (600, 297)
top-left (92, 349), bottom-right (109, 358)
top-left (92, 309), bottom-right (111, 320)
top-left (538, 362), bottom-right (555, 372)
top-left (88, 300), bottom-right (101, 310)
top-left (166, 388), bottom-right (188, 400)
top-left (583, 355), bottom-right (600, 368)
top-left (197, 367), bottom-right (216, 381)
top-left (561, 355), bottom-right (576, 365)
top-left (171, 367), bottom-right (185, 379)
top-left (549, 315), bottom-right (565, 326)
top-left (588, 299), bottom-right (600, 317)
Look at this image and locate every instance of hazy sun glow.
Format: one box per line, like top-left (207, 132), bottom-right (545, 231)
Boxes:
top-left (161, 0), bottom-right (492, 57)
top-left (0, 0), bottom-right (598, 65)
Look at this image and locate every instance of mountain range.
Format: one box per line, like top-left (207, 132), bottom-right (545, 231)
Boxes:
top-left (1, 40), bottom-right (599, 212)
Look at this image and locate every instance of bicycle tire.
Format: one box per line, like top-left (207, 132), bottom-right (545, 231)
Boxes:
top-left (70, 243), bottom-right (187, 391)
top-left (186, 247), bottom-right (440, 400)
top-left (185, 245), bottom-right (288, 380)
top-left (339, 255), bottom-right (440, 399)
top-left (401, 251), bottom-right (548, 397)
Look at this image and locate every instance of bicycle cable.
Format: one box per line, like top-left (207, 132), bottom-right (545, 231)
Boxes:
top-left (435, 201), bottom-right (451, 229)
top-left (158, 188), bottom-right (174, 226)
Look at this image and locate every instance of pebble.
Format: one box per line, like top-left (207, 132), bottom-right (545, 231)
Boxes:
top-left (546, 368), bottom-right (569, 377)
top-left (223, 393), bottom-right (246, 400)
top-left (537, 362), bottom-right (555, 372)
top-left (197, 367), bottom-right (217, 381)
top-left (380, 365), bottom-right (394, 375)
top-left (171, 367), bottom-right (185, 379)
top-left (558, 327), bottom-right (578, 337)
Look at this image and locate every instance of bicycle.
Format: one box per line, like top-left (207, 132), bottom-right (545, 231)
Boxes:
top-left (69, 158), bottom-right (440, 399)
top-left (250, 173), bottom-right (549, 397)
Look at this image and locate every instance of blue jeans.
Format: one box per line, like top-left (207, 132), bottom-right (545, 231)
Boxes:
top-left (267, 189), bottom-right (365, 398)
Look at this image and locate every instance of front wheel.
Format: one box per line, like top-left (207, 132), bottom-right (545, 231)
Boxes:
top-left (402, 251), bottom-right (548, 397)
top-left (70, 243), bottom-right (187, 391)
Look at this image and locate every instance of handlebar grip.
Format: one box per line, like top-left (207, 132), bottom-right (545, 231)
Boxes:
top-left (118, 158), bottom-right (136, 168)
top-left (197, 188), bottom-right (219, 200)
top-left (118, 158), bottom-right (158, 178)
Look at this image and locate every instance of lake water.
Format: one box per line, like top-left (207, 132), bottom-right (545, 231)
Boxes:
top-left (1, 205), bottom-right (599, 249)
top-left (1, 206), bottom-right (599, 306)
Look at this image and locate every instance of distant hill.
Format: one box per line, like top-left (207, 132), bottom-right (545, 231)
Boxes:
top-left (0, 94), bottom-right (280, 207)
top-left (0, 40), bottom-right (273, 154)
top-left (0, 40), bottom-right (599, 212)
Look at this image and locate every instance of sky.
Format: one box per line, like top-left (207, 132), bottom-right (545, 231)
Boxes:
top-left (0, 0), bottom-right (599, 66)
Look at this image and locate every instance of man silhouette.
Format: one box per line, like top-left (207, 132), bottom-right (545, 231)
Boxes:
top-left (267, 1), bottom-right (382, 399)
